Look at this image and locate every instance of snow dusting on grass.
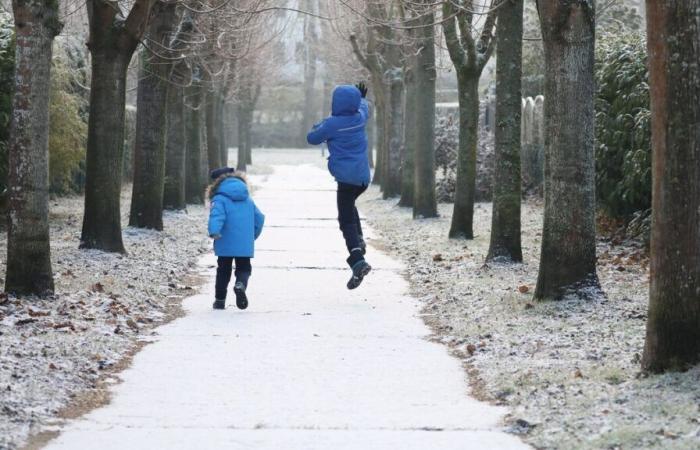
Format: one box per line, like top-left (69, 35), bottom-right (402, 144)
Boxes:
top-left (0, 193), bottom-right (209, 450)
top-left (359, 187), bottom-right (700, 450)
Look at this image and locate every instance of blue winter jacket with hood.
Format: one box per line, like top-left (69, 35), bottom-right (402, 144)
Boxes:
top-left (207, 175), bottom-right (265, 257)
top-left (306, 85), bottom-right (371, 186)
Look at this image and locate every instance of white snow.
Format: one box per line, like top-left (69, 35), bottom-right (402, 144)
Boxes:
top-left (41, 162), bottom-right (528, 450)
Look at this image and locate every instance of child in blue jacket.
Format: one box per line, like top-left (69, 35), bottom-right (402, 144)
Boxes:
top-left (307, 83), bottom-right (372, 290)
top-left (207, 167), bottom-right (265, 310)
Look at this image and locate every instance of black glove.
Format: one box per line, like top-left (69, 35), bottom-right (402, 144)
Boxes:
top-left (356, 82), bottom-right (368, 98)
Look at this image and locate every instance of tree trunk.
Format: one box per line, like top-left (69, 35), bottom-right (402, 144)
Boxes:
top-left (185, 85), bottom-right (204, 204)
top-left (534, 1), bottom-right (599, 300)
top-left (367, 106), bottom-right (375, 169)
top-left (298, 0), bottom-right (318, 147)
top-left (641, 0), bottom-right (700, 373)
top-left (412, 9), bottom-right (438, 219)
top-left (384, 70), bottom-right (404, 198)
top-left (218, 98), bottom-right (228, 166)
top-left (245, 110), bottom-right (253, 165)
top-left (205, 89), bottom-right (223, 170)
top-left (81, 51), bottom-right (132, 252)
top-left (4, 1), bottom-right (62, 296)
top-left (449, 73), bottom-right (480, 237)
top-left (487, 0), bottom-right (524, 262)
top-left (372, 94), bottom-right (386, 185)
top-left (163, 85), bottom-right (186, 210)
top-left (129, 50), bottom-right (168, 229)
top-left (81, 0), bottom-right (157, 252)
top-left (399, 68), bottom-right (417, 207)
top-left (237, 105), bottom-right (250, 172)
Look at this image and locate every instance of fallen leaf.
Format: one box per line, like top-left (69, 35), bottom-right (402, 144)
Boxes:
top-left (15, 318), bottom-right (36, 326)
top-left (466, 344), bottom-right (477, 355)
top-left (432, 254), bottom-right (444, 262)
top-left (518, 285), bottom-right (530, 294)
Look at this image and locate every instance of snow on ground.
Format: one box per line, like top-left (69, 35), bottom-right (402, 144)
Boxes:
top-left (39, 159), bottom-right (528, 450)
top-left (359, 190), bottom-right (700, 449)
top-left (0, 191), bottom-right (209, 450)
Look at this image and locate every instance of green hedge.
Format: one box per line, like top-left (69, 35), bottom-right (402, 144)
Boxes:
top-left (0, 17), bottom-right (89, 198)
top-left (595, 33), bottom-right (651, 220)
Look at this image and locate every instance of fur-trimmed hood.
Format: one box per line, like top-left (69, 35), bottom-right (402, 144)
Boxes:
top-left (207, 173), bottom-right (249, 201)
top-left (207, 173), bottom-right (248, 201)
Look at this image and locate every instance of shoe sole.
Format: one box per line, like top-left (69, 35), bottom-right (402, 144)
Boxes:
top-left (347, 264), bottom-right (372, 290)
top-left (234, 287), bottom-right (248, 310)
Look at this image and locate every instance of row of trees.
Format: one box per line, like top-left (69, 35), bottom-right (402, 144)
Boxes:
top-left (4, 1), bottom-right (278, 292)
top-left (339, 0), bottom-right (699, 373)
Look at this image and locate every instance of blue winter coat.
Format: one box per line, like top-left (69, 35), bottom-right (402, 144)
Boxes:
top-left (307, 85), bottom-right (371, 186)
top-left (207, 176), bottom-right (265, 257)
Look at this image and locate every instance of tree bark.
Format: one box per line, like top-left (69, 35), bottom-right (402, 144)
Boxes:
top-left (237, 106), bottom-right (251, 172)
top-left (81, 0), bottom-right (157, 252)
top-left (5, 0), bottom-right (62, 296)
top-left (218, 97), bottom-right (228, 166)
top-left (412, 7), bottom-right (438, 219)
top-left (642, 0), bottom-right (700, 373)
top-left (449, 73), bottom-right (480, 237)
top-left (534, 1), bottom-right (599, 300)
top-left (129, 4), bottom-right (177, 230)
top-left (163, 85), bottom-right (186, 210)
top-left (442, 0), bottom-right (497, 236)
top-left (367, 105), bottom-right (375, 169)
top-left (399, 67), bottom-right (417, 207)
top-left (298, 0), bottom-right (318, 148)
top-left (205, 88), bottom-right (223, 170)
top-left (185, 84), bottom-right (204, 204)
top-left (384, 69), bottom-right (404, 198)
top-left (487, 0), bottom-right (524, 262)
top-left (372, 93), bottom-right (386, 185)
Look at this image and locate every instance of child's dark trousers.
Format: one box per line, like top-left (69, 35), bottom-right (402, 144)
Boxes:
top-left (215, 257), bottom-right (252, 300)
top-left (337, 182), bottom-right (367, 267)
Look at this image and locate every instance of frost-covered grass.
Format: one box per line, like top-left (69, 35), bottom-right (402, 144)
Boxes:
top-left (359, 188), bottom-right (700, 450)
top-left (0, 191), bottom-right (209, 450)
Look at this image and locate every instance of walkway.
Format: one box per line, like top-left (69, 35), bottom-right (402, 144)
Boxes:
top-left (43, 163), bottom-right (528, 450)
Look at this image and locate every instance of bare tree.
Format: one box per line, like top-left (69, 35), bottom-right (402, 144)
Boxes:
top-left (641, 0), bottom-right (700, 373)
top-left (411, 0), bottom-right (438, 218)
top-left (130, 2), bottom-right (181, 230)
top-left (4, 0), bottom-right (63, 296)
top-left (81, 0), bottom-right (158, 252)
top-left (442, 0), bottom-right (497, 238)
top-left (533, 0), bottom-right (599, 300)
top-left (163, 12), bottom-right (194, 211)
top-left (350, 1), bottom-right (404, 198)
top-left (487, 0), bottom-right (524, 262)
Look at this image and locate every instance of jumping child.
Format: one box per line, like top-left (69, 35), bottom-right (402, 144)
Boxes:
top-left (307, 83), bottom-right (372, 290)
top-left (207, 167), bottom-right (265, 310)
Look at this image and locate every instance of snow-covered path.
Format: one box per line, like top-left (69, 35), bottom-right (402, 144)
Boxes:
top-left (42, 164), bottom-right (527, 450)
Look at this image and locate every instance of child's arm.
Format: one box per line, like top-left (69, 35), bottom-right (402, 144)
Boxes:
top-left (307, 119), bottom-right (330, 145)
top-left (359, 98), bottom-right (371, 122)
top-left (208, 196), bottom-right (226, 239)
top-left (253, 205), bottom-right (265, 239)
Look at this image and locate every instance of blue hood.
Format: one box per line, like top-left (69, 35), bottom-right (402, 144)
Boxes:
top-left (332, 85), bottom-right (361, 116)
top-left (216, 177), bottom-right (249, 201)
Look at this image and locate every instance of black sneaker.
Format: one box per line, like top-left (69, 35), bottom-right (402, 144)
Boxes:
top-left (347, 260), bottom-right (372, 290)
top-left (234, 282), bottom-right (248, 310)
top-left (213, 299), bottom-right (226, 310)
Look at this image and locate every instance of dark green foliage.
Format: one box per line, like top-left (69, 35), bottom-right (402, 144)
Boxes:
top-left (49, 57), bottom-right (88, 194)
top-left (0, 19), bottom-right (89, 197)
top-left (595, 33), bottom-right (651, 219)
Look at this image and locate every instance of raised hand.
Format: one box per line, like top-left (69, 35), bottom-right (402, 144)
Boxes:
top-left (355, 82), bottom-right (368, 98)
